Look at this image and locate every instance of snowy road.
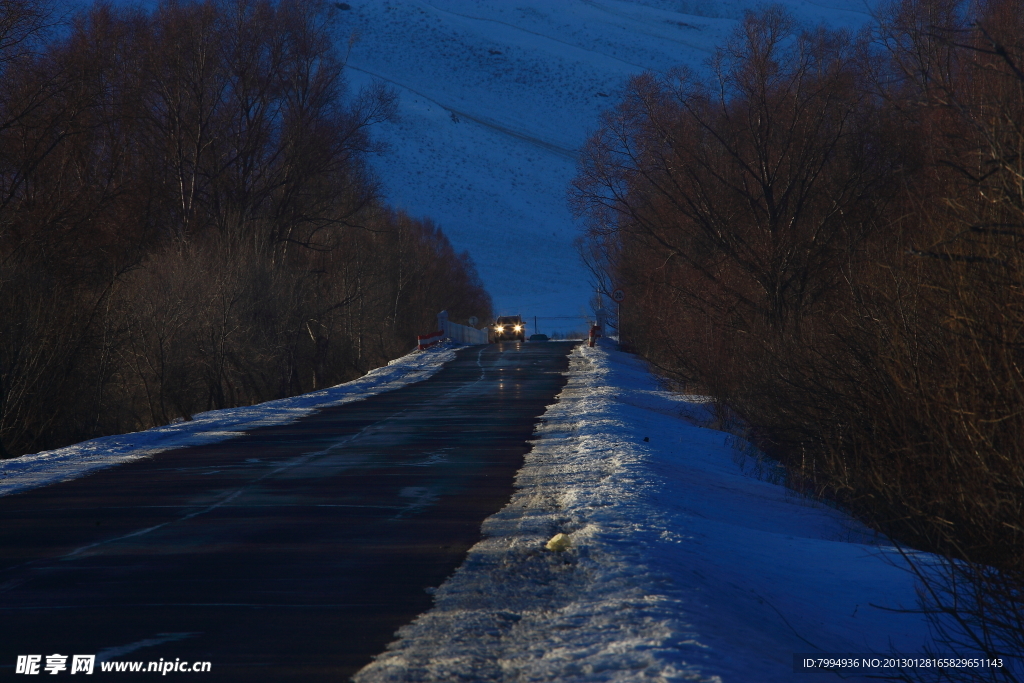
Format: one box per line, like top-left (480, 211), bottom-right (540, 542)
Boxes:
top-left (0, 340), bottom-right (946, 682)
top-left (0, 341), bottom-right (575, 681)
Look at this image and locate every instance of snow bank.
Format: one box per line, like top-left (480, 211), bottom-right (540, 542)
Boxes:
top-left (354, 341), bottom-right (932, 682)
top-left (0, 344), bottom-right (457, 498)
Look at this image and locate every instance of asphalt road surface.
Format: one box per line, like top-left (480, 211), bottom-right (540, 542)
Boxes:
top-left (0, 341), bottom-right (576, 681)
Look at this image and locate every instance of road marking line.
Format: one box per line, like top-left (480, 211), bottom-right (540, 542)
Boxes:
top-left (96, 632), bottom-right (199, 662)
top-left (63, 491), bottom-right (242, 559)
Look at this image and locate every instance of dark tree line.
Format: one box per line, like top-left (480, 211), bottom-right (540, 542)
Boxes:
top-left (573, 0), bottom-right (1024, 674)
top-left (0, 0), bottom-right (491, 458)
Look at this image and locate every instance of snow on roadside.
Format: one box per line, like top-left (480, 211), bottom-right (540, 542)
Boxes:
top-left (0, 344), bottom-right (457, 498)
top-left (354, 341), bottom-right (933, 682)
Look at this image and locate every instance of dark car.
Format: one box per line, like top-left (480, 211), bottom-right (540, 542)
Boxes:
top-left (493, 315), bottom-right (525, 342)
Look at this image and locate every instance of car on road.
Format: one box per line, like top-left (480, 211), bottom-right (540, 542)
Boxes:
top-left (493, 315), bottom-right (525, 342)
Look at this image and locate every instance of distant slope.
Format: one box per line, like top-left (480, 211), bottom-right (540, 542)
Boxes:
top-left (336, 0), bottom-right (875, 332)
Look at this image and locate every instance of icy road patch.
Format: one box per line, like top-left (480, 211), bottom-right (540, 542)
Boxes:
top-left (354, 341), bottom-right (932, 682)
top-left (0, 344), bottom-right (457, 498)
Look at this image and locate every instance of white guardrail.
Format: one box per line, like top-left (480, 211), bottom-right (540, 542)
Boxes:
top-left (437, 310), bottom-right (488, 345)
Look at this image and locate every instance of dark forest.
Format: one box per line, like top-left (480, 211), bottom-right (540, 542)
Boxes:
top-left (573, 0), bottom-right (1024, 672)
top-left (0, 0), bottom-right (492, 459)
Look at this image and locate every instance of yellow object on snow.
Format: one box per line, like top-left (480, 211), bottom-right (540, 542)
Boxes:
top-left (545, 533), bottom-right (572, 552)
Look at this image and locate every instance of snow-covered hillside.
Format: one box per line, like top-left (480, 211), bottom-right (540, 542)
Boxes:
top-left (337, 0), bottom-right (876, 333)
